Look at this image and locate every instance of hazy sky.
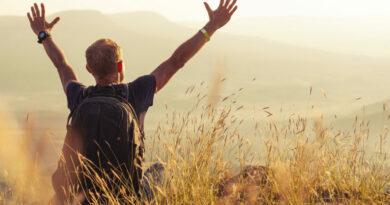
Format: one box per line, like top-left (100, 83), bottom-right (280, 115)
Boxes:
top-left (2, 0), bottom-right (390, 21)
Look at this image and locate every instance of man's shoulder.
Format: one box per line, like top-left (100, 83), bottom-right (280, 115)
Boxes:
top-left (128, 74), bottom-right (156, 92)
top-left (66, 81), bottom-right (87, 110)
top-left (66, 81), bottom-right (86, 95)
top-left (125, 74), bottom-right (156, 116)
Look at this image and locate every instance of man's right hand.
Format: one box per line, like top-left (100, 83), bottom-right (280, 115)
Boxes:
top-left (151, 0), bottom-right (238, 93)
top-left (204, 0), bottom-right (238, 31)
top-left (27, 3), bottom-right (60, 35)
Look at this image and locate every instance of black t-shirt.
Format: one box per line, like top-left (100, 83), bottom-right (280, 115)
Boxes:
top-left (66, 74), bottom-right (156, 129)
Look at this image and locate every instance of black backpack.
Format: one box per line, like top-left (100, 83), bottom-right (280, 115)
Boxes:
top-left (52, 84), bottom-right (144, 202)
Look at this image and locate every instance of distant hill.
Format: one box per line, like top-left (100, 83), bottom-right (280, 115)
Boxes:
top-left (3, 11), bottom-right (390, 178)
top-left (1, 10), bottom-right (390, 129)
top-left (182, 16), bottom-right (390, 57)
top-left (109, 11), bottom-right (194, 37)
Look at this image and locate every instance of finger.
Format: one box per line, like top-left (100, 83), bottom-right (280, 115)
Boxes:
top-left (224, 0), bottom-right (231, 8)
top-left (218, 0), bottom-right (224, 8)
top-left (41, 3), bottom-right (45, 19)
top-left (49, 17), bottom-right (60, 28)
top-left (31, 6), bottom-right (37, 19)
top-left (227, 0), bottom-right (237, 11)
top-left (229, 6), bottom-right (238, 16)
top-left (27, 13), bottom-right (33, 24)
top-left (34, 3), bottom-right (40, 19)
top-left (204, 2), bottom-right (212, 15)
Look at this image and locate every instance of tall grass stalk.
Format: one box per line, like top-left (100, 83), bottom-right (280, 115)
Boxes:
top-left (0, 83), bottom-right (389, 204)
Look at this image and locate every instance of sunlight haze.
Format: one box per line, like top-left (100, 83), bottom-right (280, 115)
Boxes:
top-left (2, 0), bottom-right (390, 20)
top-left (1, 1), bottom-right (390, 202)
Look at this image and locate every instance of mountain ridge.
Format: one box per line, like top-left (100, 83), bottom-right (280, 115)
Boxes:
top-left (1, 10), bottom-right (390, 117)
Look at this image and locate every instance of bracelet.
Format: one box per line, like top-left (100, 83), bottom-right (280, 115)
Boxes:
top-left (200, 28), bottom-right (210, 42)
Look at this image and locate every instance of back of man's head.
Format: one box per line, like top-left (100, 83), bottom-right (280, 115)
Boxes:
top-left (86, 38), bottom-right (123, 78)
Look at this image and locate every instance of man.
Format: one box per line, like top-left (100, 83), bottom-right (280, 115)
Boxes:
top-left (27, 0), bottom-right (238, 203)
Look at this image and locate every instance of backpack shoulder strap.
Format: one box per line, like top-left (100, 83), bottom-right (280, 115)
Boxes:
top-left (122, 83), bottom-right (129, 101)
top-left (118, 83), bottom-right (129, 103)
top-left (121, 84), bottom-right (139, 122)
top-left (67, 86), bottom-right (94, 126)
top-left (82, 86), bottom-right (95, 98)
top-left (120, 84), bottom-right (144, 137)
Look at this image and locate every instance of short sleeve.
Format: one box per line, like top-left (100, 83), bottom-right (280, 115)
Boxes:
top-left (128, 75), bottom-right (156, 114)
top-left (66, 81), bottom-right (86, 111)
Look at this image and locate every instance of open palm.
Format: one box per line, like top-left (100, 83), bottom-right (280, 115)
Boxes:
top-left (204, 0), bottom-right (238, 29)
top-left (27, 3), bottom-right (60, 35)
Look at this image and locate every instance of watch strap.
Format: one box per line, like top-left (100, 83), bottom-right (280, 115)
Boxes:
top-left (38, 31), bottom-right (51, 44)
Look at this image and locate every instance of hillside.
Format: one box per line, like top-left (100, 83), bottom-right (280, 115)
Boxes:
top-left (183, 15), bottom-right (390, 57)
top-left (2, 11), bottom-right (390, 185)
top-left (1, 10), bottom-right (390, 134)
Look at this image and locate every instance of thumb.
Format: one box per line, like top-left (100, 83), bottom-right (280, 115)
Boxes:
top-left (48, 17), bottom-right (60, 29)
top-left (204, 2), bottom-right (212, 16)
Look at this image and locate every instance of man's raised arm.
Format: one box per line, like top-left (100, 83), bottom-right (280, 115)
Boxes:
top-left (151, 0), bottom-right (238, 93)
top-left (27, 3), bottom-right (78, 93)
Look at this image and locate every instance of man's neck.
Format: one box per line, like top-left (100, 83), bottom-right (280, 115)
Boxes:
top-left (95, 75), bottom-right (120, 86)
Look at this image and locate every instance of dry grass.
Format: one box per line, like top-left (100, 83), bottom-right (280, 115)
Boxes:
top-left (0, 81), bottom-right (389, 204)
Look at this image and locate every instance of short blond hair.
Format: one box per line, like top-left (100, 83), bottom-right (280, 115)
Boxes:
top-left (86, 38), bottom-right (123, 78)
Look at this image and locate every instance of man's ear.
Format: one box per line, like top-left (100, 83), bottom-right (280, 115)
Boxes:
top-left (118, 61), bottom-right (123, 73)
top-left (86, 65), bottom-right (92, 73)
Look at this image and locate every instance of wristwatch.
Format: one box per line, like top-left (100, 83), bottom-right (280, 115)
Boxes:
top-left (38, 31), bottom-right (51, 44)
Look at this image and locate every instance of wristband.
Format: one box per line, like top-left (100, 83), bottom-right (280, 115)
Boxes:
top-left (200, 28), bottom-right (210, 42)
